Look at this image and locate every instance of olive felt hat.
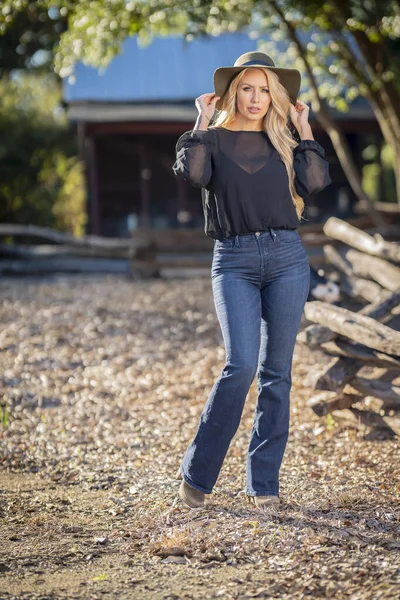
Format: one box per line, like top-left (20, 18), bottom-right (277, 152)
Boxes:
top-left (213, 51), bottom-right (301, 110)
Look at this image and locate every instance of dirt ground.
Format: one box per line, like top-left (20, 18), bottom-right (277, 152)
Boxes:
top-left (0, 274), bottom-right (399, 600)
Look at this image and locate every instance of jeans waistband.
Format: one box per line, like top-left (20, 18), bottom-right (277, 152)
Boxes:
top-left (237, 227), bottom-right (289, 236)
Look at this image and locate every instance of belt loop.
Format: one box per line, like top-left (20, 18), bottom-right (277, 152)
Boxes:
top-left (234, 234), bottom-right (240, 248)
top-left (270, 228), bottom-right (277, 242)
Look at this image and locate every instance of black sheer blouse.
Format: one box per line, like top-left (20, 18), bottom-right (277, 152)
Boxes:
top-left (172, 126), bottom-right (331, 240)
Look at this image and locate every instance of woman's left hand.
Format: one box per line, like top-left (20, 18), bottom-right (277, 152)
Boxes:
top-left (289, 101), bottom-right (310, 131)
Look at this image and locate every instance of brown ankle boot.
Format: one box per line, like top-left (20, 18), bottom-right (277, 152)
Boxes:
top-left (249, 495), bottom-right (280, 510)
top-left (176, 468), bottom-right (205, 509)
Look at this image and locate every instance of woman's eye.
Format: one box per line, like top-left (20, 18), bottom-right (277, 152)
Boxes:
top-left (243, 87), bottom-right (269, 92)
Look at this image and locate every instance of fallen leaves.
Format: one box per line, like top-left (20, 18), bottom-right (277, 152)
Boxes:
top-left (0, 274), bottom-right (399, 599)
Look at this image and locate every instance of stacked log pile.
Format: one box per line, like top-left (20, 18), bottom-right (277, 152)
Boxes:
top-left (297, 216), bottom-right (400, 435)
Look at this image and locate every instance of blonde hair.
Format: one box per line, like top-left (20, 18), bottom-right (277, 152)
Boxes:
top-left (212, 68), bottom-right (304, 221)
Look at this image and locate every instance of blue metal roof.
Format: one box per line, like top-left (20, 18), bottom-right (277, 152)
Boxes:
top-left (63, 32), bottom-right (274, 103)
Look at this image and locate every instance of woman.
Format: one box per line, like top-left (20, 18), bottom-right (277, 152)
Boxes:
top-left (172, 51), bottom-right (331, 511)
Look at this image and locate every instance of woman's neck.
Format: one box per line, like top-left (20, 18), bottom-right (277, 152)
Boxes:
top-left (227, 117), bottom-right (264, 131)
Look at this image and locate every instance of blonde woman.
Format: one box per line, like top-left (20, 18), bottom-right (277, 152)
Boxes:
top-left (172, 51), bottom-right (331, 511)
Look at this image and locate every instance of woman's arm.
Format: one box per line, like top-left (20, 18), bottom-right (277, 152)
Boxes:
top-left (293, 140), bottom-right (332, 197)
top-left (172, 128), bottom-right (215, 188)
top-left (289, 101), bottom-right (331, 196)
top-left (297, 123), bottom-right (314, 141)
top-left (172, 93), bottom-right (220, 188)
top-left (193, 113), bottom-right (211, 132)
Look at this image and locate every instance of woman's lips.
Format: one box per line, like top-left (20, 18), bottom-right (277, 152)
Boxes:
top-left (248, 107), bottom-right (261, 113)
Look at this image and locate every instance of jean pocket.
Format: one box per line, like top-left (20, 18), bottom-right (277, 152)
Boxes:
top-left (275, 229), bottom-right (301, 243)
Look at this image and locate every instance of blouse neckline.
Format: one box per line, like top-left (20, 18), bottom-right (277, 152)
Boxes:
top-left (213, 126), bottom-right (265, 133)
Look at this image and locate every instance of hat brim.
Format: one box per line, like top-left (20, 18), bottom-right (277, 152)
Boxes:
top-left (213, 65), bottom-right (301, 110)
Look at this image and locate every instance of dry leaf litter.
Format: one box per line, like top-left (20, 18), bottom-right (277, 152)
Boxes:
top-left (0, 274), bottom-right (399, 599)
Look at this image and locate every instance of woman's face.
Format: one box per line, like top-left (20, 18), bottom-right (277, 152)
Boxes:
top-left (235, 69), bottom-right (271, 124)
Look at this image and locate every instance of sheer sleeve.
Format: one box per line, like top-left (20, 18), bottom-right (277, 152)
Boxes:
top-left (172, 129), bottom-right (215, 188)
top-left (293, 139), bottom-right (331, 197)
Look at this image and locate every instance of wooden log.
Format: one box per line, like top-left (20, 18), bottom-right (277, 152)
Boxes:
top-left (339, 273), bottom-right (383, 303)
top-left (344, 248), bottom-right (400, 290)
top-left (330, 409), bottom-right (363, 429)
top-left (0, 243), bottom-right (133, 259)
top-left (296, 324), bottom-right (336, 347)
top-left (323, 216), bottom-right (400, 264)
top-left (308, 391), bottom-right (361, 416)
top-left (303, 301), bottom-right (400, 355)
top-left (309, 379), bottom-right (400, 415)
top-left (324, 244), bottom-right (400, 291)
top-left (298, 289), bottom-right (399, 347)
top-left (0, 258), bottom-right (130, 274)
top-left (358, 289), bottom-right (400, 320)
top-left (299, 214), bottom-right (373, 235)
top-left (370, 201), bottom-right (400, 215)
top-left (305, 310), bottom-right (400, 392)
top-left (340, 408), bottom-right (400, 437)
top-left (309, 402), bottom-right (400, 436)
top-left (347, 377), bottom-right (400, 407)
top-left (0, 223), bottom-right (135, 249)
top-left (304, 357), bottom-right (362, 391)
top-left (323, 244), bottom-right (353, 276)
top-left (320, 338), bottom-right (400, 367)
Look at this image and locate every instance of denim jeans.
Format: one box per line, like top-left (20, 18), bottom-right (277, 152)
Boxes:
top-left (179, 228), bottom-right (311, 497)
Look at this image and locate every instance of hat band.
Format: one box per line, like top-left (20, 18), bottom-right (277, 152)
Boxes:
top-left (241, 59), bottom-right (274, 67)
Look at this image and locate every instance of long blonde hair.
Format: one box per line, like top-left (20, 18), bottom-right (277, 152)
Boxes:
top-left (212, 68), bottom-right (304, 221)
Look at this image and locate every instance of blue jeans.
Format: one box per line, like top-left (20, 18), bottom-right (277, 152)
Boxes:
top-left (179, 228), bottom-right (311, 497)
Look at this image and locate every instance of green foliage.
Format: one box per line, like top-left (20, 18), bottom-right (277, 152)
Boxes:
top-left (0, 73), bottom-right (86, 235)
top-left (326, 413), bottom-right (335, 432)
top-left (380, 143), bottom-right (397, 201)
top-left (0, 404), bottom-right (9, 427)
top-left (2, 2), bottom-right (400, 107)
top-left (3, 0), bottom-right (400, 111)
top-left (362, 141), bottom-right (397, 202)
top-left (0, 1), bottom-right (67, 75)
top-left (2, 1), bottom-right (400, 115)
top-left (362, 162), bottom-right (380, 202)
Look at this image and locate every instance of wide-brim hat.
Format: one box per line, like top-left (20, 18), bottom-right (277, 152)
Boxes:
top-left (213, 51), bottom-right (301, 111)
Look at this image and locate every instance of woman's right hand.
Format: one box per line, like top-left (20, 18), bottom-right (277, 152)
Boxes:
top-left (195, 93), bottom-right (221, 121)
